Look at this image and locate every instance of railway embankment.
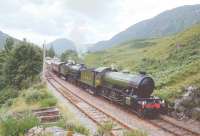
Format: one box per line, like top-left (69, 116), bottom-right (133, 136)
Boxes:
top-left (47, 71), bottom-right (200, 136)
top-left (173, 86), bottom-right (200, 120)
top-left (0, 83), bottom-right (90, 136)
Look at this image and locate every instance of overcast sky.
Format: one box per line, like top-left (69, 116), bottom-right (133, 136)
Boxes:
top-left (0, 0), bottom-right (200, 45)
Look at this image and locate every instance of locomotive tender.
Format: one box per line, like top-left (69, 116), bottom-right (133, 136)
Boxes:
top-left (46, 58), bottom-right (165, 117)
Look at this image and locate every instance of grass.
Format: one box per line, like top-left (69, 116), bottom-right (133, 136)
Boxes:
top-left (0, 81), bottom-right (92, 135)
top-left (40, 97), bottom-right (57, 107)
top-left (84, 23), bottom-right (200, 104)
top-left (123, 130), bottom-right (147, 136)
top-left (0, 83), bottom-right (58, 113)
top-left (0, 83), bottom-right (59, 136)
top-left (0, 87), bottom-right (18, 107)
top-left (0, 111), bottom-right (39, 136)
top-left (56, 102), bottom-right (91, 135)
top-left (96, 121), bottom-right (115, 136)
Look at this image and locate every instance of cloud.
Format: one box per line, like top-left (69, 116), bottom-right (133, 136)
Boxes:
top-left (0, 0), bottom-right (200, 45)
top-left (64, 0), bottom-right (120, 20)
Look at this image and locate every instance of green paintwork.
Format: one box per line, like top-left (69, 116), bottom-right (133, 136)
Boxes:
top-left (80, 70), bottom-right (95, 87)
top-left (102, 72), bottom-right (139, 88)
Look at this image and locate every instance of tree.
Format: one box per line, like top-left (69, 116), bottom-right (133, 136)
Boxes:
top-left (0, 38), bottom-right (15, 89)
top-left (0, 38), bottom-right (15, 69)
top-left (47, 46), bottom-right (55, 57)
top-left (4, 38), bottom-right (14, 54)
top-left (3, 41), bottom-right (42, 89)
top-left (61, 50), bottom-right (79, 62)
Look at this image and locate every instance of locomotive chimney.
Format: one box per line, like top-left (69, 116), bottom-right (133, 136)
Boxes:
top-left (139, 71), bottom-right (146, 75)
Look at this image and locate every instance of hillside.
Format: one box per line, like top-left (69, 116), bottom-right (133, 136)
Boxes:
top-left (47, 38), bottom-right (76, 55)
top-left (84, 23), bottom-right (200, 103)
top-left (89, 4), bottom-right (200, 52)
top-left (0, 31), bottom-right (21, 50)
top-left (0, 31), bottom-right (9, 49)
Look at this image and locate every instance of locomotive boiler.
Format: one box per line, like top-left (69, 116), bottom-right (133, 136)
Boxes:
top-left (102, 71), bottom-right (155, 98)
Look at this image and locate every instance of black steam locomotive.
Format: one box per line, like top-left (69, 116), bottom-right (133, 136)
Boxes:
top-left (46, 58), bottom-right (165, 117)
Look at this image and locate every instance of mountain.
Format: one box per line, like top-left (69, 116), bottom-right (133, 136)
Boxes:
top-left (0, 31), bottom-right (20, 50)
top-left (47, 38), bottom-right (76, 55)
top-left (89, 4), bottom-right (200, 52)
top-left (85, 23), bottom-right (200, 103)
top-left (0, 31), bottom-right (9, 49)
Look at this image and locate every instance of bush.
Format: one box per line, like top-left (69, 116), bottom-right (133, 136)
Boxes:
top-left (74, 124), bottom-right (90, 136)
top-left (25, 86), bottom-right (57, 107)
top-left (96, 121), bottom-right (115, 136)
top-left (0, 87), bottom-right (18, 106)
top-left (25, 89), bottom-right (47, 103)
top-left (32, 83), bottom-right (46, 90)
top-left (65, 121), bottom-right (90, 136)
top-left (18, 112), bottom-right (39, 133)
top-left (0, 111), bottom-right (39, 136)
top-left (66, 121), bottom-right (76, 131)
top-left (40, 97), bottom-right (57, 107)
top-left (3, 99), bottom-right (13, 107)
top-left (0, 114), bottom-right (18, 136)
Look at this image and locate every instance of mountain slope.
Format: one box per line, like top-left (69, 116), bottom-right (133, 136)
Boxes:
top-left (89, 4), bottom-right (200, 52)
top-left (0, 31), bottom-right (9, 49)
top-left (47, 38), bottom-right (76, 55)
top-left (85, 23), bottom-right (200, 103)
top-left (0, 31), bottom-right (20, 50)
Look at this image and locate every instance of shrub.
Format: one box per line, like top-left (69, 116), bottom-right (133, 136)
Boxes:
top-left (0, 111), bottom-right (39, 136)
top-left (74, 124), bottom-right (90, 136)
top-left (40, 97), bottom-right (57, 107)
top-left (96, 121), bottom-right (115, 136)
top-left (3, 98), bottom-right (13, 107)
top-left (65, 121), bottom-right (90, 136)
top-left (25, 89), bottom-right (48, 103)
top-left (0, 87), bottom-right (18, 106)
top-left (32, 83), bottom-right (46, 90)
top-left (66, 121), bottom-right (76, 131)
top-left (0, 114), bottom-right (18, 136)
top-left (18, 111), bottom-right (39, 133)
top-left (25, 86), bottom-right (57, 107)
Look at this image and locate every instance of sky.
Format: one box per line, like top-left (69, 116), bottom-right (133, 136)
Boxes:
top-left (0, 0), bottom-right (200, 45)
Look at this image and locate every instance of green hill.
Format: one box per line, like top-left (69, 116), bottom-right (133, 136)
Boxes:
top-left (84, 24), bottom-right (200, 103)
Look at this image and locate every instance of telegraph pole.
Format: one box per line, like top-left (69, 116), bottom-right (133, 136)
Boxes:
top-left (42, 41), bottom-right (46, 82)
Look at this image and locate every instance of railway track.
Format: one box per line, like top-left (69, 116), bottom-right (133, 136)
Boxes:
top-left (32, 107), bottom-right (61, 123)
top-left (46, 71), bottom-right (200, 136)
top-left (148, 118), bottom-right (199, 136)
top-left (46, 72), bottom-right (132, 136)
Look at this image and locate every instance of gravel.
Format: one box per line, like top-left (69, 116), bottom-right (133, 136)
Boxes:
top-left (25, 126), bottom-right (85, 136)
top-left (47, 82), bottom-right (98, 134)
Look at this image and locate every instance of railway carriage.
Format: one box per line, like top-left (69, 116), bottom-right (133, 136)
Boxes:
top-left (51, 61), bottom-right (65, 75)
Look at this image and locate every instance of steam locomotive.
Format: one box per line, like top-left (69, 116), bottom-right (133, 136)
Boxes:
top-left (46, 58), bottom-right (165, 117)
